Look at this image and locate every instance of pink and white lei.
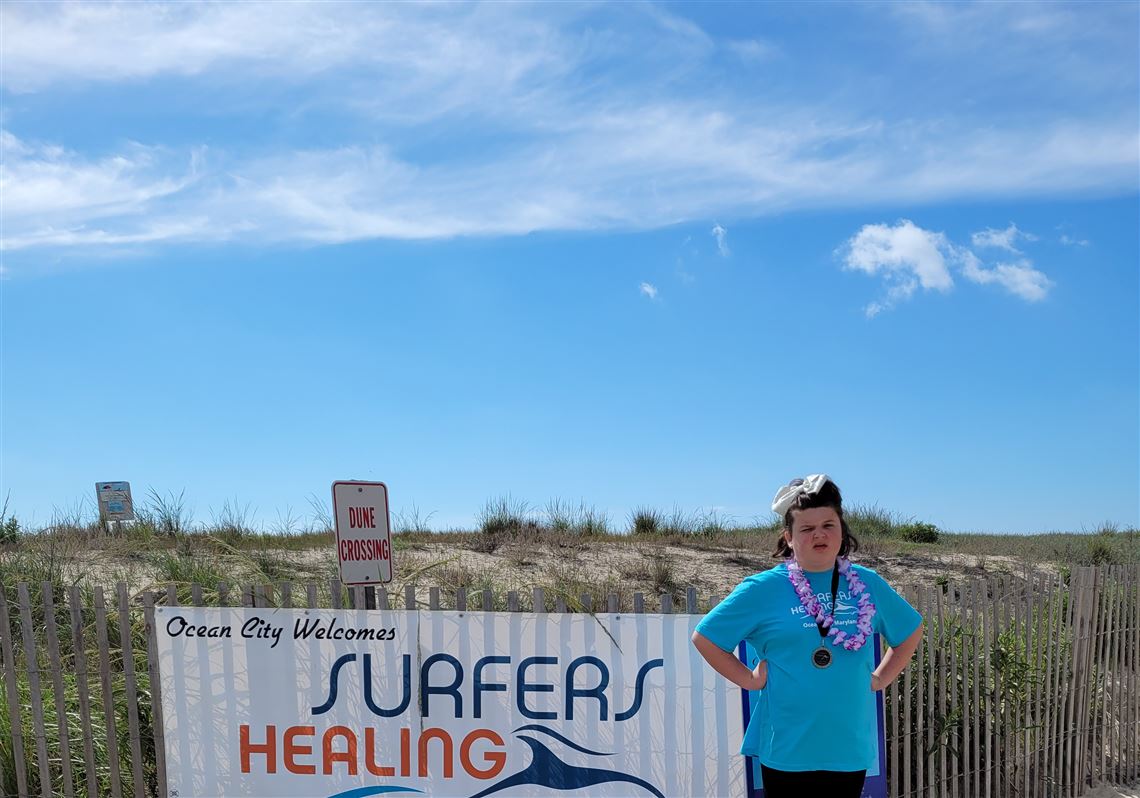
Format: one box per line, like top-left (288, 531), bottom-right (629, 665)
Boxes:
top-left (787, 556), bottom-right (877, 651)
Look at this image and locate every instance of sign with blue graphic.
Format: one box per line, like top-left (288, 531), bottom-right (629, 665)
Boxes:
top-left (95, 481), bottom-right (134, 522)
top-left (738, 636), bottom-right (888, 798)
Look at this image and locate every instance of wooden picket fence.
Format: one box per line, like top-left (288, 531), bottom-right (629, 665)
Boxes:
top-left (0, 565), bottom-right (1136, 798)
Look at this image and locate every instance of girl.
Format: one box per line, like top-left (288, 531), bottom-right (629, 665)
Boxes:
top-left (691, 474), bottom-right (924, 797)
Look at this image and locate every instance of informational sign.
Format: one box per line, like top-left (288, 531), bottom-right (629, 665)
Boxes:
top-left (331, 480), bottom-right (393, 585)
top-left (95, 481), bottom-right (134, 522)
top-left (156, 608), bottom-right (745, 798)
top-left (738, 636), bottom-right (888, 798)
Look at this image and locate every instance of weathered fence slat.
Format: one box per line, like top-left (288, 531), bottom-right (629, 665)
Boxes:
top-left (143, 591), bottom-right (168, 797)
top-left (902, 579), bottom-right (912, 798)
top-left (913, 585), bottom-right (927, 798)
top-left (17, 583), bottom-right (52, 798)
top-left (93, 586), bottom-right (124, 798)
top-left (1096, 568), bottom-right (1116, 784)
top-left (959, 584), bottom-right (971, 798)
top-left (1112, 568), bottom-right (1125, 784)
top-left (40, 583), bottom-right (75, 798)
top-left (0, 586), bottom-right (30, 798)
top-left (66, 585), bottom-right (99, 798)
top-left (1021, 579), bottom-right (1030, 798)
top-left (969, 579), bottom-right (982, 798)
top-left (1106, 567), bottom-right (1121, 784)
top-left (1032, 575), bottom-right (1045, 796)
top-left (1131, 567), bottom-right (1139, 783)
top-left (982, 580), bottom-right (994, 798)
top-left (949, 585), bottom-right (960, 798)
top-left (116, 584), bottom-right (146, 798)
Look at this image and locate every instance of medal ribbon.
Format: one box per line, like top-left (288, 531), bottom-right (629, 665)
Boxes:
top-left (815, 562), bottom-right (840, 642)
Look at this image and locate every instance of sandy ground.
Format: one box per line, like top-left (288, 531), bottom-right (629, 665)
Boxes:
top-left (28, 532), bottom-right (1060, 603)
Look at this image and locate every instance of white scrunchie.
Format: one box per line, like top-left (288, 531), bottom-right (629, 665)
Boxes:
top-left (771, 473), bottom-right (832, 517)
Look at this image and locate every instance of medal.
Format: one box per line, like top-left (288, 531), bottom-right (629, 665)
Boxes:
top-left (799, 562), bottom-right (841, 669)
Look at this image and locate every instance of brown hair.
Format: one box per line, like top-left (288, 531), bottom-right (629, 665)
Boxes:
top-left (771, 478), bottom-right (860, 558)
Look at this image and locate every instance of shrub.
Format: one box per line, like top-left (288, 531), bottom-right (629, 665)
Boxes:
top-left (630, 507), bottom-right (662, 535)
top-left (845, 504), bottom-right (897, 539)
top-left (1083, 528), bottom-right (1119, 566)
top-left (696, 509), bottom-right (730, 537)
top-left (0, 515), bottom-right (18, 544)
top-left (142, 488), bottom-right (193, 535)
top-left (577, 506), bottom-right (610, 536)
top-left (898, 522), bottom-right (941, 544)
top-left (0, 492), bottom-right (15, 543)
top-left (479, 495), bottom-right (532, 536)
top-left (660, 507), bottom-right (696, 537)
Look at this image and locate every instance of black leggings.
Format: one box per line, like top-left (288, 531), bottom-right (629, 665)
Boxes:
top-left (760, 764), bottom-right (867, 797)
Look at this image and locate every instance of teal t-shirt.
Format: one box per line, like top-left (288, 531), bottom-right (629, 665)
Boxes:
top-left (695, 561), bottom-right (922, 772)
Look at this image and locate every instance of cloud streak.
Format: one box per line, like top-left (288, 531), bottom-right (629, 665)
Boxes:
top-left (971, 223), bottom-right (1037, 253)
top-left (1, 3), bottom-right (1136, 260)
top-left (711, 224), bottom-right (729, 257)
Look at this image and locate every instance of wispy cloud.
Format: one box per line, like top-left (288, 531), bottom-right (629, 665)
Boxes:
top-left (1, 3), bottom-right (1136, 261)
top-left (1059, 234), bottom-right (1090, 247)
top-left (711, 223), bottom-right (730, 257)
top-left (639, 282), bottom-right (659, 300)
top-left (971, 223), bottom-right (1037, 253)
top-left (725, 39), bottom-right (778, 62)
top-left (842, 219), bottom-right (1053, 316)
top-left (959, 252), bottom-right (1054, 302)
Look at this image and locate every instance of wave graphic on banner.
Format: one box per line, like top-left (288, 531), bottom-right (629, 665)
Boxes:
top-left (467, 725), bottom-right (665, 798)
top-left (327, 787), bottom-right (423, 798)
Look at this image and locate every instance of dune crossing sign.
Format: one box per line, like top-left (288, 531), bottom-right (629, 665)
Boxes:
top-left (331, 481), bottom-right (393, 585)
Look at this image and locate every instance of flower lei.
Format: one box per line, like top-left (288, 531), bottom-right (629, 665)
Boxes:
top-left (787, 556), bottom-right (877, 651)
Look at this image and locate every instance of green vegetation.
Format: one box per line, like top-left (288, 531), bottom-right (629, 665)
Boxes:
top-left (0, 492), bottom-right (1136, 796)
top-left (897, 522), bottom-right (941, 544)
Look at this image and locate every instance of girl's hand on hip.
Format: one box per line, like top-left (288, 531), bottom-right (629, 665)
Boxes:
top-left (747, 660), bottom-right (768, 691)
top-left (871, 672), bottom-right (884, 692)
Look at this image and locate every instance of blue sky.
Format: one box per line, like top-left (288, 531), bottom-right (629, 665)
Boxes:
top-left (2, 1), bottom-right (1137, 534)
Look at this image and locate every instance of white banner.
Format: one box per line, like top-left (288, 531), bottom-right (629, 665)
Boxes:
top-left (156, 607), bottom-right (745, 798)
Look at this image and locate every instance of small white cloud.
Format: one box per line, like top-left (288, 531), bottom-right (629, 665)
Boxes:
top-left (639, 282), bottom-right (659, 300)
top-left (711, 223), bottom-right (729, 257)
top-left (1059, 234), bottom-right (1090, 247)
top-left (971, 223), bottom-right (1037, 253)
top-left (843, 219), bottom-right (1053, 314)
top-left (843, 219), bottom-right (955, 294)
top-left (960, 253), bottom-right (1053, 301)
